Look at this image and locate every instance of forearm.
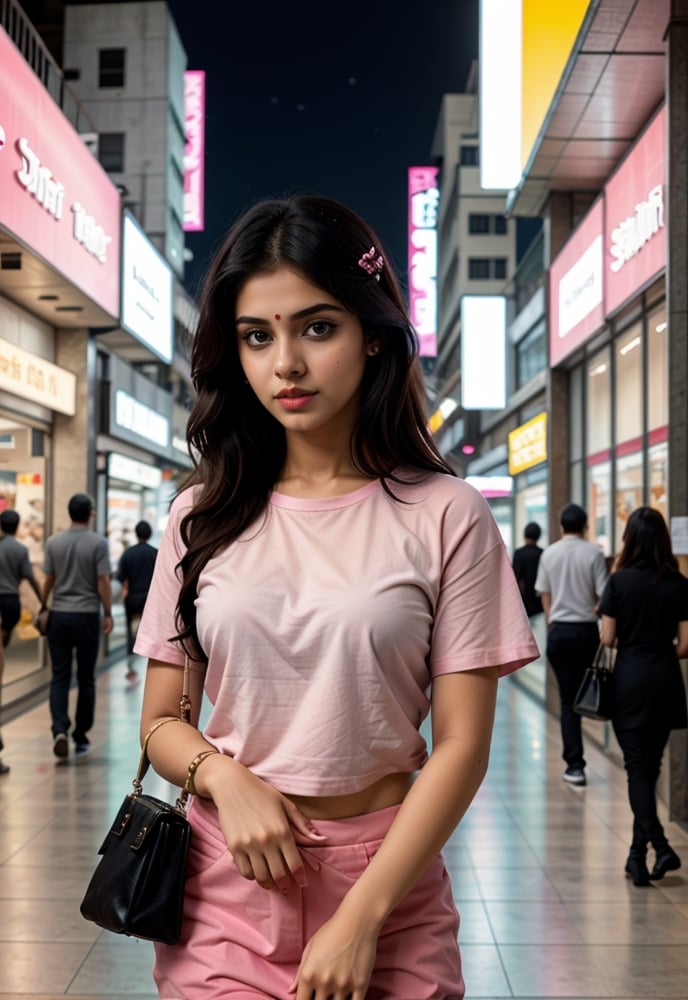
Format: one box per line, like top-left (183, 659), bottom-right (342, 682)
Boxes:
top-left (337, 736), bottom-right (490, 931)
top-left (97, 577), bottom-right (112, 615)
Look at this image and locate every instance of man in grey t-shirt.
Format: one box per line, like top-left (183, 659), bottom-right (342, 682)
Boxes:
top-left (41, 493), bottom-right (113, 760)
top-left (536, 503), bottom-right (608, 787)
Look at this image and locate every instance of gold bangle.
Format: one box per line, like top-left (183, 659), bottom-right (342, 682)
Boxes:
top-left (184, 748), bottom-right (220, 795)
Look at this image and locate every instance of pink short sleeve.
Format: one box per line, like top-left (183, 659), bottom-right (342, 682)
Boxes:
top-left (429, 487), bottom-right (539, 678)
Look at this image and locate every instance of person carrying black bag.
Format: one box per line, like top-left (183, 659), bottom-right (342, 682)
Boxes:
top-left (599, 506), bottom-right (688, 886)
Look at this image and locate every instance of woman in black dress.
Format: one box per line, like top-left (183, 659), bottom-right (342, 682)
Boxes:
top-left (600, 506), bottom-right (688, 886)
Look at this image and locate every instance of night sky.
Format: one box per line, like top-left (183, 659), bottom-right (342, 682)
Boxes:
top-left (167, 0), bottom-right (479, 295)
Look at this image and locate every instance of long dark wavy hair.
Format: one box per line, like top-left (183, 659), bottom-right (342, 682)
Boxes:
top-left (176, 194), bottom-right (452, 658)
top-left (615, 506), bottom-right (679, 580)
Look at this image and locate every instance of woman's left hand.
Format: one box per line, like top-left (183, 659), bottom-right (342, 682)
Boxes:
top-left (289, 909), bottom-right (379, 1000)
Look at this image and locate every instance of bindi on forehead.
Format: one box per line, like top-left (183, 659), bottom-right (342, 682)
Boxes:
top-left (274, 313), bottom-right (281, 321)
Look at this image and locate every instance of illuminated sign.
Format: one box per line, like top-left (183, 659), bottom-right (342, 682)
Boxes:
top-left (461, 296), bottom-right (506, 410)
top-left (114, 389), bottom-right (169, 448)
top-left (121, 213), bottom-right (174, 363)
top-left (508, 412), bottom-right (548, 475)
top-left (0, 27), bottom-right (120, 317)
top-left (0, 336), bottom-right (76, 415)
top-left (549, 199), bottom-right (604, 367)
top-left (605, 107), bottom-right (666, 316)
top-left (408, 166), bottom-right (439, 358)
top-left (183, 70), bottom-right (205, 233)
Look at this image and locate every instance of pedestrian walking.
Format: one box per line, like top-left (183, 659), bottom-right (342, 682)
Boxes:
top-left (535, 502), bottom-right (608, 786)
top-left (599, 506), bottom-right (688, 885)
top-left (512, 521), bottom-right (544, 618)
top-left (0, 509), bottom-right (44, 645)
top-left (116, 519), bottom-right (157, 682)
top-left (41, 493), bottom-right (113, 760)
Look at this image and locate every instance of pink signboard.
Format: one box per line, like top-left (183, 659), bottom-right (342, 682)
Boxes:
top-left (183, 70), bottom-right (205, 233)
top-left (605, 107), bottom-right (666, 317)
top-left (0, 29), bottom-right (120, 318)
top-left (549, 199), bottom-right (604, 367)
top-left (408, 166), bottom-right (439, 357)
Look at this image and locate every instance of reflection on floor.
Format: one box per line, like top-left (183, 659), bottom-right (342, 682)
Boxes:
top-left (1, 655), bottom-right (688, 998)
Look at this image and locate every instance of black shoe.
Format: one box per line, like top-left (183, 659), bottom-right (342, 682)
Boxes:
top-left (563, 767), bottom-right (586, 786)
top-left (52, 732), bottom-right (69, 758)
top-left (650, 847), bottom-right (681, 880)
top-left (625, 855), bottom-right (651, 886)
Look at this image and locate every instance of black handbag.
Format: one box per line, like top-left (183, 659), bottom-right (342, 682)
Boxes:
top-left (574, 642), bottom-right (615, 721)
top-left (80, 660), bottom-right (193, 944)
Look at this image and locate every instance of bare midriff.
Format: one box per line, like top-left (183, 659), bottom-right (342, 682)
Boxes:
top-left (284, 771), bottom-right (413, 820)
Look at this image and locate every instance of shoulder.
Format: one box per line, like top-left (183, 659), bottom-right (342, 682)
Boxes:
top-left (392, 471), bottom-right (489, 518)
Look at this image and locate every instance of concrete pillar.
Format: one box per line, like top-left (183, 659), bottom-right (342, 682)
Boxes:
top-left (666, 0), bottom-right (688, 822)
top-left (52, 330), bottom-right (97, 532)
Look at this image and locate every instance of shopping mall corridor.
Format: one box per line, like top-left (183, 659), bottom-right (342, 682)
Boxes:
top-left (1, 657), bottom-right (688, 999)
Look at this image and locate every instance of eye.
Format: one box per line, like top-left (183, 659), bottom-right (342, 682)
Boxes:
top-left (240, 328), bottom-right (271, 347)
top-left (306, 320), bottom-right (336, 338)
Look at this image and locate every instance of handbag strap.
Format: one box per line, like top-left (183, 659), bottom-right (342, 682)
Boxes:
top-left (132, 654), bottom-right (192, 809)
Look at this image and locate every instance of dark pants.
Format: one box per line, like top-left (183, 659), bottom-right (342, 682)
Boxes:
top-left (47, 611), bottom-right (101, 745)
top-left (613, 723), bottom-right (671, 855)
top-left (546, 622), bottom-right (600, 770)
top-left (124, 592), bottom-right (147, 655)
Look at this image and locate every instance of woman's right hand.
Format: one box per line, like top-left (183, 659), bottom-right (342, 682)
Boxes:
top-left (198, 753), bottom-right (325, 891)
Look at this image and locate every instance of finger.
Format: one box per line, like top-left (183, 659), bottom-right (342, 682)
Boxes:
top-left (280, 840), bottom-right (308, 888)
top-left (248, 852), bottom-right (278, 891)
top-left (284, 800), bottom-right (327, 840)
top-left (233, 851), bottom-right (256, 882)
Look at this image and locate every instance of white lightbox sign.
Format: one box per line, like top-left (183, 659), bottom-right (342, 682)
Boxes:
top-left (558, 235), bottom-right (603, 339)
top-left (109, 451), bottom-right (162, 489)
top-left (479, 0), bottom-right (522, 190)
top-left (461, 296), bottom-right (506, 410)
top-left (115, 389), bottom-right (169, 448)
top-left (121, 213), bottom-right (173, 363)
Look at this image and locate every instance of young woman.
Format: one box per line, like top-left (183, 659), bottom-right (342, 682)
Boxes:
top-left (600, 506), bottom-right (688, 887)
top-left (135, 194), bottom-right (539, 1000)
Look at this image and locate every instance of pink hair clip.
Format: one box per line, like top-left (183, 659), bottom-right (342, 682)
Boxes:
top-left (358, 246), bottom-right (384, 279)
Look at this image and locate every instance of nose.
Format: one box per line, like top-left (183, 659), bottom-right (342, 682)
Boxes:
top-left (274, 337), bottom-right (305, 379)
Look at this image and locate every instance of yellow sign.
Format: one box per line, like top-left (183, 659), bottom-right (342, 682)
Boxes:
top-left (521, 0), bottom-right (589, 170)
top-left (509, 412), bottom-right (548, 475)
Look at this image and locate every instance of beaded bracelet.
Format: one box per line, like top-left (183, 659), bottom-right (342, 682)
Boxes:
top-left (184, 748), bottom-right (220, 795)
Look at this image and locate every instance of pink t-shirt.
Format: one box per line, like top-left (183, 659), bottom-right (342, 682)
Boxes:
top-left (135, 473), bottom-right (539, 795)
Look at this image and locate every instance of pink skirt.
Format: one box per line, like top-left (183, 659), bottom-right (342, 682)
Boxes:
top-left (154, 797), bottom-right (463, 999)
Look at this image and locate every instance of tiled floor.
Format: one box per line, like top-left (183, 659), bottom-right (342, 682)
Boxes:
top-left (1, 655), bottom-right (688, 999)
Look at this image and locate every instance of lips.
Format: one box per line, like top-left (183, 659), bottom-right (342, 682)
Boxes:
top-left (275, 388), bottom-right (316, 399)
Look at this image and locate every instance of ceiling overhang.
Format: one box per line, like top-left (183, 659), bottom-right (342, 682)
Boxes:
top-left (507, 0), bottom-right (668, 217)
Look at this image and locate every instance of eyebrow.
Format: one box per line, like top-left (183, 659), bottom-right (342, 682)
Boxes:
top-left (235, 303), bottom-right (347, 325)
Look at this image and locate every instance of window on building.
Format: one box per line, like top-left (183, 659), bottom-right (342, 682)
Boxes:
top-left (516, 320), bottom-right (546, 388)
top-left (468, 214), bottom-right (490, 234)
top-left (615, 322), bottom-right (643, 445)
top-left (98, 133), bottom-right (125, 172)
top-left (647, 302), bottom-right (667, 432)
top-left (460, 145), bottom-right (479, 166)
top-left (99, 48), bottom-right (125, 88)
top-left (494, 258), bottom-right (507, 280)
top-left (494, 215), bottom-right (507, 234)
top-left (586, 345), bottom-right (611, 456)
top-left (468, 258), bottom-right (490, 280)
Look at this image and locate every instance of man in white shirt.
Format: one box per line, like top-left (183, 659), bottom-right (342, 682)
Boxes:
top-left (536, 503), bottom-right (608, 786)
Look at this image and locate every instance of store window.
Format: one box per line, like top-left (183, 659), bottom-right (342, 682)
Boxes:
top-left (615, 451), bottom-right (643, 553)
top-left (649, 441), bottom-right (668, 521)
top-left (615, 323), bottom-right (643, 444)
top-left (647, 303), bottom-right (668, 431)
top-left (586, 346), bottom-right (611, 456)
top-left (588, 461), bottom-right (611, 556)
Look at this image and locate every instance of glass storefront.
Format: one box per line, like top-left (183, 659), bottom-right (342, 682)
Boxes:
top-left (574, 290), bottom-right (667, 560)
top-left (0, 415), bottom-right (49, 698)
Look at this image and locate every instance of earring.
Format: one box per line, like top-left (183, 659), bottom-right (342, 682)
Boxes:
top-left (368, 345), bottom-right (380, 356)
